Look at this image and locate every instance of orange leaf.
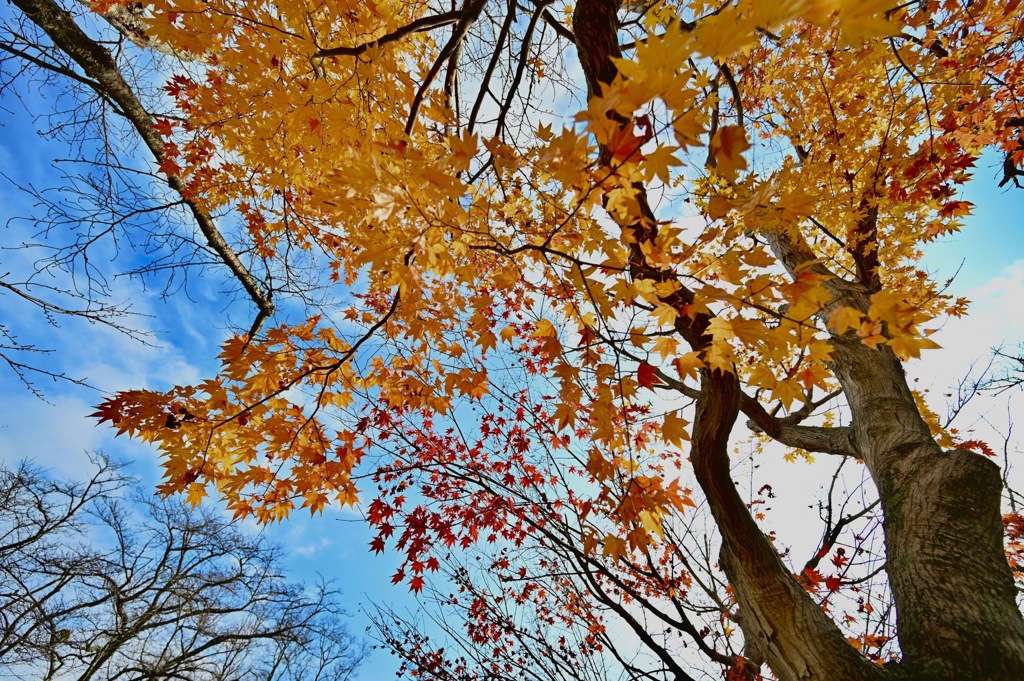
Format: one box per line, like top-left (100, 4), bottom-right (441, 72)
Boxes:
top-left (607, 118), bottom-right (651, 162)
top-left (709, 125), bottom-right (750, 180)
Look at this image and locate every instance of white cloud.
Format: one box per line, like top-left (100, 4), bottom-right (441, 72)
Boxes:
top-left (743, 260), bottom-right (1024, 565)
top-left (912, 258), bottom-right (1024, 392)
top-left (293, 536), bottom-right (332, 557)
top-left (0, 394), bottom-right (109, 479)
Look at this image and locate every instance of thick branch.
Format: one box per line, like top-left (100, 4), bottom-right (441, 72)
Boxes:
top-left (848, 197), bottom-right (881, 291)
top-left (12, 0), bottom-right (274, 336)
top-left (763, 100), bottom-right (1024, 680)
top-left (742, 394), bottom-right (858, 457)
top-left (315, 10), bottom-right (461, 58)
top-left (99, 3), bottom-right (202, 60)
top-left (572, 2), bottom-right (881, 679)
top-left (540, 6), bottom-right (574, 43)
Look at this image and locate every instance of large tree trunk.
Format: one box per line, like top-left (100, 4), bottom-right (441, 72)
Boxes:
top-left (574, 2), bottom-right (886, 680)
top-left (830, 338), bottom-right (1024, 679)
top-left (769, 224), bottom-right (1024, 678)
top-left (689, 368), bottom-right (885, 681)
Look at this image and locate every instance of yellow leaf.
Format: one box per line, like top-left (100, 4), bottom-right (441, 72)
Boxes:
top-left (705, 338), bottom-right (737, 374)
top-left (706, 195), bottom-right (734, 219)
top-left (802, 0), bottom-right (840, 25)
top-left (857, 320), bottom-right (887, 349)
top-left (652, 335), bottom-right (679, 360)
top-left (553, 402), bottom-right (577, 431)
top-left (692, 8), bottom-right (757, 57)
top-left (827, 306), bottom-right (864, 335)
top-left (476, 330), bottom-right (497, 353)
top-left (186, 482), bottom-right (207, 507)
top-left (602, 534), bottom-right (628, 560)
top-left (836, 0), bottom-right (900, 45)
top-left (533, 318), bottom-right (557, 337)
top-left (770, 380), bottom-right (804, 412)
top-left (662, 410), bottom-right (691, 447)
top-left (642, 144), bottom-right (681, 183)
top-left (653, 303), bottom-right (679, 328)
top-left (447, 130), bottom-right (478, 170)
top-left (778, 186), bottom-right (818, 219)
top-left (742, 247), bottom-right (776, 268)
top-left (639, 510), bottom-right (665, 538)
top-left (672, 108), bottom-right (707, 148)
top-left (709, 126), bottom-right (750, 180)
top-left (888, 335), bottom-right (942, 360)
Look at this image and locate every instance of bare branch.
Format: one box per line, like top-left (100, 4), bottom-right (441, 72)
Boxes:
top-left (11, 0), bottom-right (274, 337)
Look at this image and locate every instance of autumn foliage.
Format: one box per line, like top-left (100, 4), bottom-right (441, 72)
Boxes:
top-left (54, 0), bottom-right (1024, 679)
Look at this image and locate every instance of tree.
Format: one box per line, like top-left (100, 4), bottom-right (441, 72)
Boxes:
top-left (4, 0), bottom-right (1024, 679)
top-left (0, 454), bottom-right (367, 680)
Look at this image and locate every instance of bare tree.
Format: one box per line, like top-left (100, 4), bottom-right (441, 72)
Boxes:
top-left (0, 454), bottom-right (367, 680)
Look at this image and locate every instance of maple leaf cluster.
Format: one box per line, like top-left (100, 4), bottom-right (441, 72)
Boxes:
top-left (78, 0), bottom-right (1024, 676)
top-left (91, 0), bottom-right (1018, 563)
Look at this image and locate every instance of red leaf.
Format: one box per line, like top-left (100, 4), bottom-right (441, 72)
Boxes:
top-left (637, 362), bottom-right (664, 388)
top-left (825, 576), bottom-right (842, 592)
top-left (957, 438), bottom-right (996, 457)
top-left (158, 155), bottom-right (182, 177)
top-left (153, 118), bottom-right (175, 138)
top-left (802, 568), bottom-right (823, 586)
top-left (726, 656), bottom-right (759, 681)
top-left (938, 200), bottom-right (972, 218)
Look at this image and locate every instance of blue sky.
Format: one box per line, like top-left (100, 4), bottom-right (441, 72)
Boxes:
top-left (3, 7), bottom-right (1024, 679)
top-left (923, 152), bottom-right (1024, 292)
top-left (0, 31), bottom-right (414, 680)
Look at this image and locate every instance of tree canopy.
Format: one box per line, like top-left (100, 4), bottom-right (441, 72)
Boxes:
top-left (4, 0), bottom-right (1024, 679)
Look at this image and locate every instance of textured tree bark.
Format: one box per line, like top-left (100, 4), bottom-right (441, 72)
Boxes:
top-left (829, 338), bottom-right (1024, 680)
top-left (767, 217), bottom-right (1024, 677)
top-left (24, 0), bottom-right (1021, 676)
top-left (690, 368), bottom-right (885, 681)
top-left (768, 173), bottom-right (1024, 677)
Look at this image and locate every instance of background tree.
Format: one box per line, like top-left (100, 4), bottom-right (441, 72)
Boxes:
top-left (0, 454), bottom-right (367, 680)
top-left (3, 0), bottom-right (1024, 680)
